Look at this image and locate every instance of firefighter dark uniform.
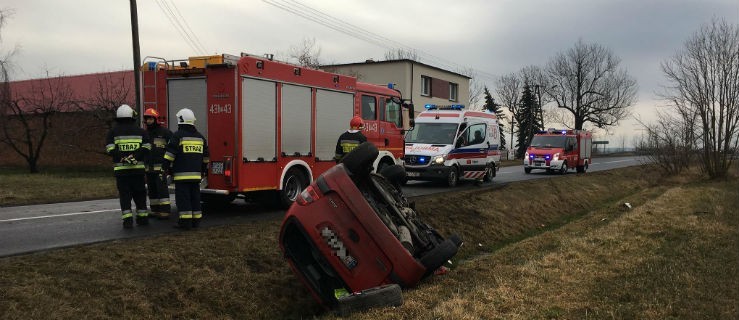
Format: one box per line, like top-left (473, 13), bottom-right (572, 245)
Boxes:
top-left (163, 108), bottom-right (209, 230)
top-left (143, 108), bottom-right (173, 219)
top-left (334, 116), bottom-right (367, 162)
top-left (105, 104), bottom-right (151, 229)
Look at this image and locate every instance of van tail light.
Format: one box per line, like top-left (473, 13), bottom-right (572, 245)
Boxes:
top-left (224, 156), bottom-right (233, 186)
top-left (296, 185), bottom-right (322, 206)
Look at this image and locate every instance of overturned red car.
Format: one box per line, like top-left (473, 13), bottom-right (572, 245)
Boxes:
top-left (279, 142), bottom-right (462, 310)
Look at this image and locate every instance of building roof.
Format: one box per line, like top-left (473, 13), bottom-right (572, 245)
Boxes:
top-left (7, 70), bottom-right (134, 113)
top-left (322, 59), bottom-right (472, 79)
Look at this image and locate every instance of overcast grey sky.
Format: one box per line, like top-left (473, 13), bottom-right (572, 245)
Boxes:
top-left (3, 0), bottom-right (738, 144)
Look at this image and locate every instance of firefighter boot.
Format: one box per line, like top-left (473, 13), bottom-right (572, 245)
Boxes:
top-left (136, 215), bottom-right (149, 226)
top-left (176, 219), bottom-right (191, 230)
top-left (122, 217), bottom-right (134, 229)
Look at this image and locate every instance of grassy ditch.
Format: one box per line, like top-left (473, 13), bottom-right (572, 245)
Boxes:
top-left (0, 167), bottom-right (116, 206)
top-left (0, 165), bottom-right (737, 319)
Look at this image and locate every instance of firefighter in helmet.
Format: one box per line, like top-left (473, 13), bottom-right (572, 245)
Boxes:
top-left (105, 104), bottom-right (152, 228)
top-left (334, 116), bottom-right (367, 163)
top-left (143, 108), bottom-right (173, 219)
top-left (163, 108), bottom-right (209, 230)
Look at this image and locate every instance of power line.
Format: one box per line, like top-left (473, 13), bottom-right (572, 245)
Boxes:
top-left (263, 0), bottom-right (498, 81)
top-left (168, 0), bottom-right (208, 54)
top-left (153, 0), bottom-right (204, 54)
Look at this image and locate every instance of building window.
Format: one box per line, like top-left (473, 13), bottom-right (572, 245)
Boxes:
top-left (449, 82), bottom-right (458, 102)
top-left (421, 76), bottom-right (431, 96)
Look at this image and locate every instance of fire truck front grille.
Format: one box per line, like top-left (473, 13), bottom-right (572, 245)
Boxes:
top-left (404, 155), bottom-right (430, 165)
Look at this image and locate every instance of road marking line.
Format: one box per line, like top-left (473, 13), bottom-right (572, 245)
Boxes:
top-left (0, 209), bottom-right (118, 223)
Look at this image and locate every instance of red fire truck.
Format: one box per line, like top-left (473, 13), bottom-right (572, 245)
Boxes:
top-left (523, 128), bottom-right (592, 174)
top-left (140, 53), bottom-right (414, 207)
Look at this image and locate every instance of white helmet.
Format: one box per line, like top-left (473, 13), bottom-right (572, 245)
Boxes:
top-left (176, 108), bottom-right (196, 125)
top-left (116, 104), bottom-right (135, 119)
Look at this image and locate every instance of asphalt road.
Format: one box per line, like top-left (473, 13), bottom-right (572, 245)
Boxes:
top-left (0, 156), bottom-right (646, 257)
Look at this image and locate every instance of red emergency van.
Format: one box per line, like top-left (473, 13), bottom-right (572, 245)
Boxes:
top-left (524, 128), bottom-right (592, 174)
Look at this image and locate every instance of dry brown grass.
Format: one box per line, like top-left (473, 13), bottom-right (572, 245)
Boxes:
top-left (0, 167), bottom-right (116, 206)
top-left (0, 164), bottom-right (737, 319)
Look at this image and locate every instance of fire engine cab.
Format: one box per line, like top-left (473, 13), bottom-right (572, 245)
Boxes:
top-left (140, 53), bottom-right (413, 207)
top-left (524, 128), bottom-right (592, 174)
top-left (403, 104), bottom-right (501, 187)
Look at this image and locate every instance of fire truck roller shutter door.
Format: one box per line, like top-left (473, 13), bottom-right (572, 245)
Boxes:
top-left (168, 78), bottom-right (207, 138)
top-left (281, 84), bottom-right (311, 156)
top-left (242, 78), bottom-right (277, 161)
top-left (315, 89), bottom-right (354, 161)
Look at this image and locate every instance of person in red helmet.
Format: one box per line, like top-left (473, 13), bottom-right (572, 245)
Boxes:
top-left (334, 116), bottom-right (367, 163)
top-left (143, 108), bottom-right (173, 219)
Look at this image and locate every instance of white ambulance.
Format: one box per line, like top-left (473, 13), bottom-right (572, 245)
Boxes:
top-left (403, 104), bottom-right (502, 187)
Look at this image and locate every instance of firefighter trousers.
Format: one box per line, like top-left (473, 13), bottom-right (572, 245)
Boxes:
top-left (115, 174), bottom-right (149, 219)
top-left (146, 171), bottom-right (171, 217)
top-left (174, 182), bottom-right (202, 222)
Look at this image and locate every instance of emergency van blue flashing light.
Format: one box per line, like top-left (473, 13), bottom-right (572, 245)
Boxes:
top-left (450, 104), bottom-right (465, 110)
top-left (529, 154), bottom-right (535, 159)
top-left (425, 104), bottom-right (436, 109)
top-left (545, 155), bottom-right (551, 160)
top-left (387, 83), bottom-right (395, 89)
top-left (418, 157), bottom-right (427, 164)
top-left (561, 130), bottom-right (567, 135)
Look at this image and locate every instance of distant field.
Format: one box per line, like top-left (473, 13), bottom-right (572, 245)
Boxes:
top-left (1, 164), bottom-right (736, 319)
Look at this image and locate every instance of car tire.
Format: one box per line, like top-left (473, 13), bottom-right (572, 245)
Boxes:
top-left (419, 235), bottom-right (461, 277)
top-left (341, 142), bottom-right (379, 177)
top-left (482, 165), bottom-right (494, 182)
top-left (335, 284), bottom-right (403, 317)
top-left (379, 164), bottom-right (406, 189)
top-left (279, 168), bottom-right (307, 209)
top-left (446, 166), bottom-right (459, 187)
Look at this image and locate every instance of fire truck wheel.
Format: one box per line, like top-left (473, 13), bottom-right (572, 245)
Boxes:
top-left (335, 284), bottom-right (403, 317)
top-left (559, 161), bottom-right (568, 175)
top-left (419, 235), bottom-right (461, 278)
top-left (524, 167), bottom-right (532, 174)
top-left (279, 168), bottom-right (307, 209)
top-left (342, 142), bottom-right (379, 177)
top-left (577, 161), bottom-right (588, 173)
top-left (446, 166), bottom-right (459, 187)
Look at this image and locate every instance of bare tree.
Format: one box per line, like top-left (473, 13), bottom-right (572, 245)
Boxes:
top-left (660, 18), bottom-right (739, 178)
top-left (289, 37), bottom-right (322, 69)
top-left (384, 48), bottom-right (419, 61)
top-left (1, 72), bottom-right (75, 173)
top-left (637, 110), bottom-right (696, 174)
top-left (546, 39), bottom-right (638, 130)
top-left (83, 72), bottom-right (134, 132)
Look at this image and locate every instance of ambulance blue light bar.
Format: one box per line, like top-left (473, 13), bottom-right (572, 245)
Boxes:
top-left (424, 104), bottom-right (465, 110)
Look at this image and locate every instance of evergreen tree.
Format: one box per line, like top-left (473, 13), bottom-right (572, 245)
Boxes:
top-left (516, 85), bottom-right (543, 158)
top-left (482, 86), bottom-right (506, 150)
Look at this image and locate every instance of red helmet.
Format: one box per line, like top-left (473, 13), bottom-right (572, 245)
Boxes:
top-left (350, 116), bottom-right (364, 129)
top-left (143, 108), bottom-right (159, 118)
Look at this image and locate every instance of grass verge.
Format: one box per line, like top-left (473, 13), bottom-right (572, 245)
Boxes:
top-left (0, 167), bottom-right (116, 206)
top-left (0, 165), bottom-right (736, 319)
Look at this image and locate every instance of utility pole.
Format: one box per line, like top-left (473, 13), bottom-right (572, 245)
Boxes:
top-left (130, 0), bottom-right (141, 115)
top-left (510, 119), bottom-right (516, 158)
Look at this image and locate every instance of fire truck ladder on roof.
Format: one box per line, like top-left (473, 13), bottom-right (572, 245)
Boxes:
top-left (141, 56), bottom-right (169, 113)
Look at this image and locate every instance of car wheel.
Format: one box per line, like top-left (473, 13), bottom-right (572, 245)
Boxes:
top-left (419, 235), bottom-right (461, 278)
top-left (560, 161), bottom-right (567, 175)
top-left (279, 168), bottom-right (307, 209)
top-left (446, 166), bottom-right (458, 187)
top-left (341, 142), bottom-right (379, 177)
top-left (335, 284), bottom-right (403, 317)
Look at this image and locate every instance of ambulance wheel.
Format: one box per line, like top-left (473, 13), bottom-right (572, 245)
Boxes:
top-left (524, 167), bottom-right (532, 174)
top-left (279, 168), bottom-right (307, 209)
top-left (559, 161), bottom-right (567, 175)
top-left (446, 166), bottom-right (459, 187)
top-left (482, 165), bottom-right (494, 182)
top-left (342, 142), bottom-right (379, 177)
top-left (335, 284), bottom-right (403, 317)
